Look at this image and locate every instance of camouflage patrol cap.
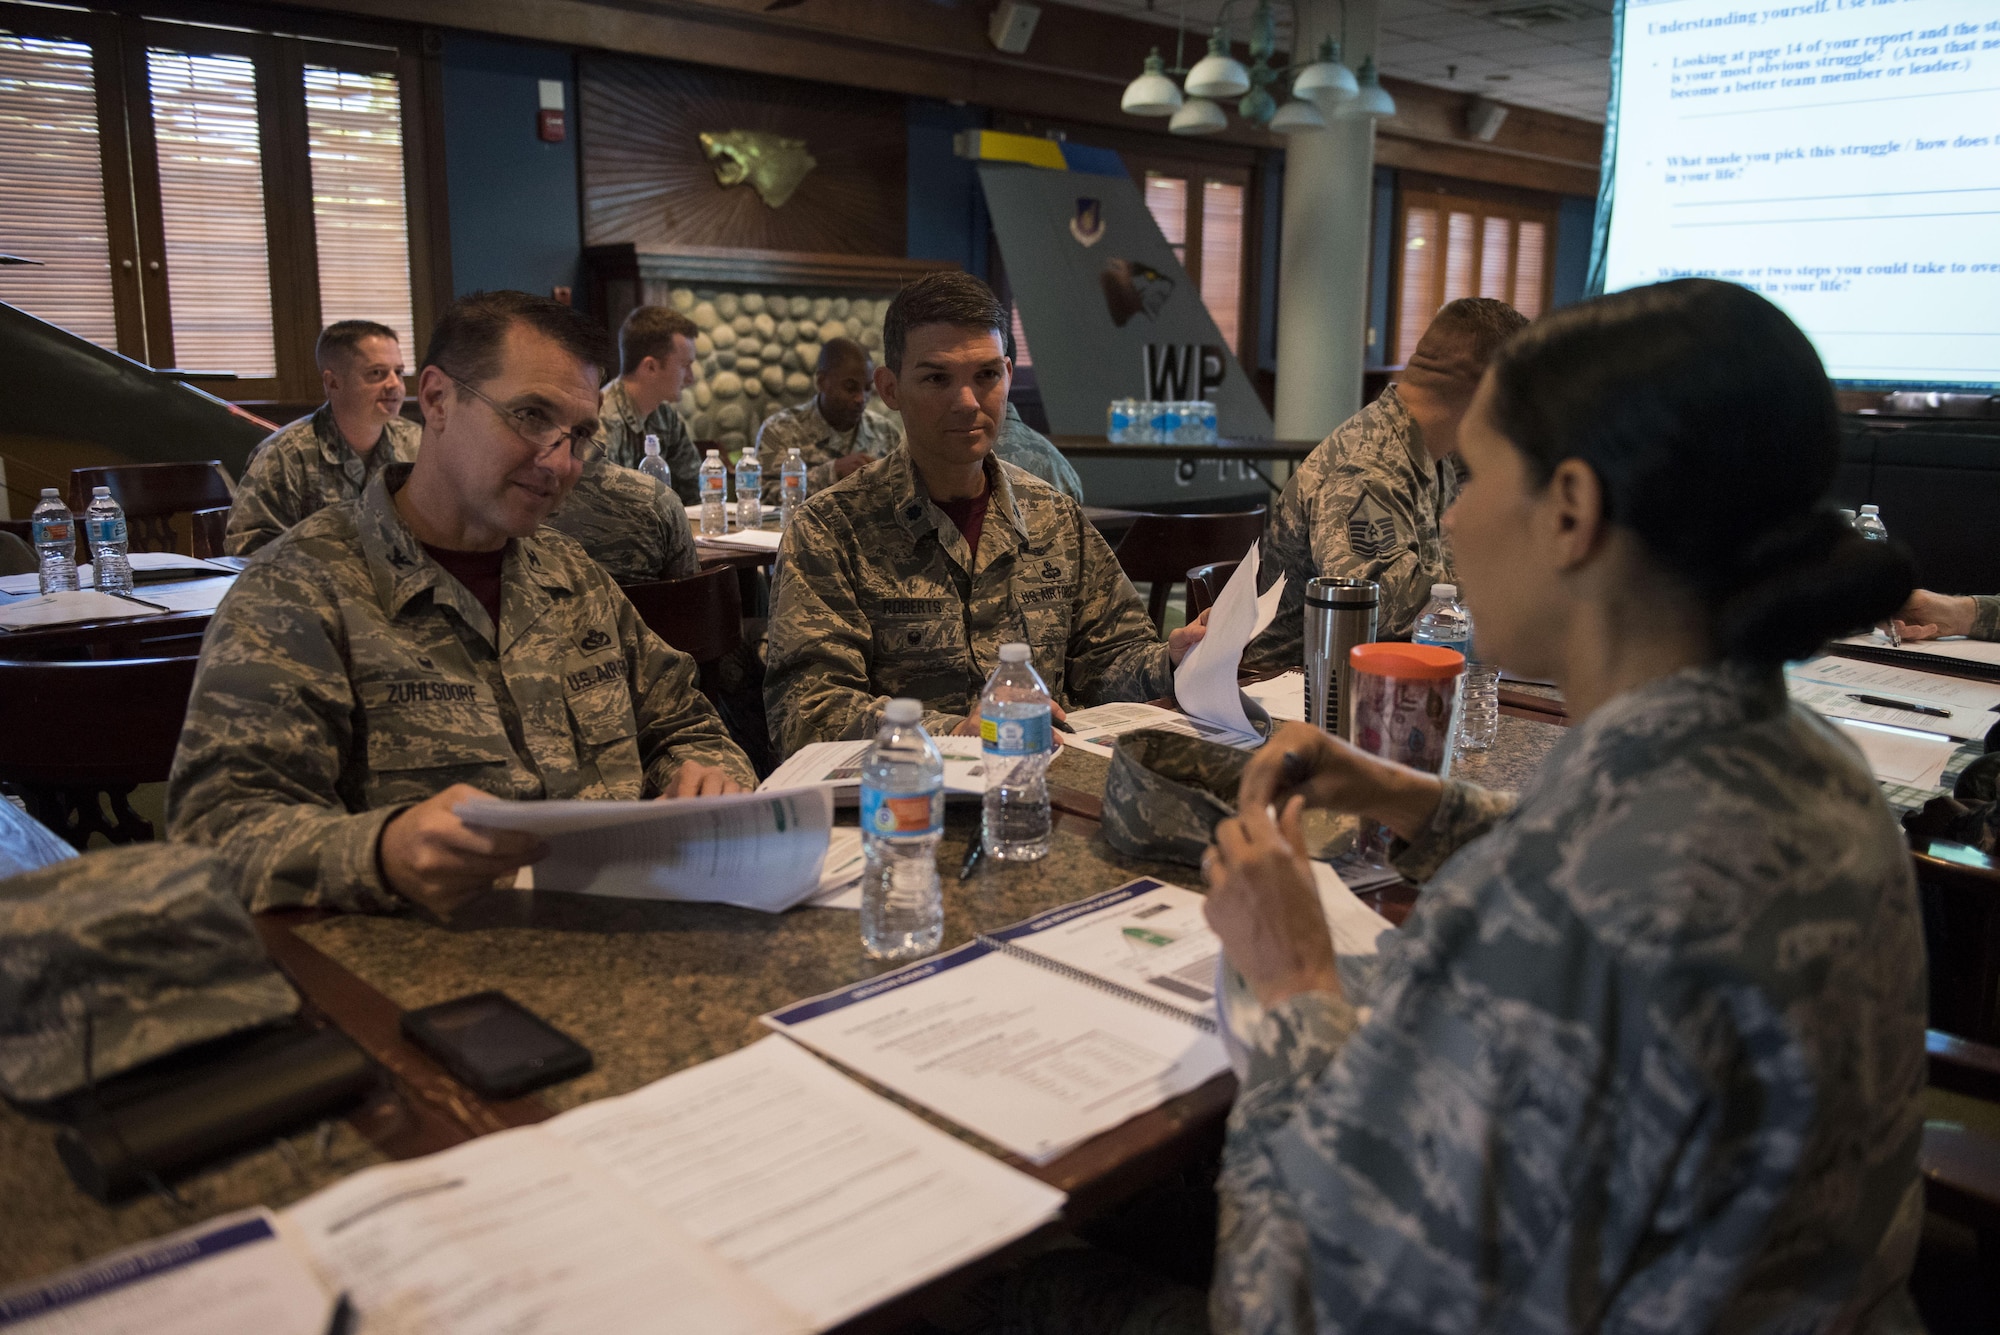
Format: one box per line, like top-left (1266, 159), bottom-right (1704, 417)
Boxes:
top-left (1101, 729), bottom-right (1250, 866)
top-left (0, 844), bottom-right (299, 1103)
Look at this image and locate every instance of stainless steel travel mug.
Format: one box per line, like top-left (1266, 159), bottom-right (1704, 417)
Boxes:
top-left (1303, 577), bottom-right (1379, 739)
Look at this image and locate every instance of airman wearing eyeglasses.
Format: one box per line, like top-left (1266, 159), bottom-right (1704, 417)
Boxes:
top-left (170, 291), bottom-right (756, 921)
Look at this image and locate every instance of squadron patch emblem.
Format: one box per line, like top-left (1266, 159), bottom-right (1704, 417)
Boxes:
top-left (1346, 494), bottom-right (1399, 560)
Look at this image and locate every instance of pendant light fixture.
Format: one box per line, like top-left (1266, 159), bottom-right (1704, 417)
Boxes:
top-left (1121, 48), bottom-right (1185, 117)
top-left (1118, 0), bottom-right (1375, 135)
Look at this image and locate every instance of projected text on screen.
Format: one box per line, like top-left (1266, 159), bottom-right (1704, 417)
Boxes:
top-left (1603, 0), bottom-right (2000, 387)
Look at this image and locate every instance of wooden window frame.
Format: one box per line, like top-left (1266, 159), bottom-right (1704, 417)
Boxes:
top-left (1390, 172), bottom-right (1558, 365)
top-left (1126, 149), bottom-right (1254, 364)
top-left (0, 0), bottom-right (449, 404)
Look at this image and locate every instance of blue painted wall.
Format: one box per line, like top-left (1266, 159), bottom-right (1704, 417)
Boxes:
top-left (440, 34), bottom-right (582, 303)
top-left (906, 99), bottom-right (990, 279)
top-left (1552, 194), bottom-right (1596, 309)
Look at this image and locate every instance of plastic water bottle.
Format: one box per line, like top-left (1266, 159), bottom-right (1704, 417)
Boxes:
top-left (1855, 504), bottom-right (1888, 542)
top-left (30, 488), bottom-right (78, 594)
top-left (780, 448), bottom-right (808, 529)
top-left (735, 451), bottom-right (762, 530)
top-left (83, 486), bottom-right (133, 595)
top-left (1413, 583), bottom-right (1498, 752)
top-left (980, 643), bottom-right (1053, 862)
top-left (860, 698), bottom-right (945, 960)
top-left (637, 432), bottom-right (672, 488)
top-left (698, 449), bottom-right (728, 535)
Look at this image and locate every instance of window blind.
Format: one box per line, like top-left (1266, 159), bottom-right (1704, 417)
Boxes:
top-left (0, 33), bottom-right (117, 348)
top-left (147, 47), bottom-right (275, 376)
top-left (1480, 215), bottom-right (1512, 302)
top-left (1514, 221), bottom-right (1547, 319)
top-left (305, 65), bottom-right (412, 353)
top-left (1143, 172), bottom-right (1188, 266)
top-left (1200, 179), bottom-right (1242, 355)
top-left (1443, 211), bottom-right (1476, 308)
top-left (1396, 206), bottom-right (1438, 365)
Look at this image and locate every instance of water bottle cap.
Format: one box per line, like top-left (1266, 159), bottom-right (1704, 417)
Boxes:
top-left (92, 486), bottom-right (111, 497)
top-left (643, 433), bottom-right (660, 454)
top-left (1859, 504), bottom-right (1879, 515)
top-left (998, 642), bottom-right (1030, 664)
top-left (884, 698), bottom-right (921, 723)
top-left (1430, 583), bottom-right (1456, 599)
top-left (40, 488), bottom-right (59, 498)
top-left (705, 449), bottom-right (721, 460)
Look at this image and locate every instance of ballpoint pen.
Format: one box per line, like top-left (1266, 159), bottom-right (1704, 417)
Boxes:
top-left (957, 839), bottom-right (985, 881)
top-left (1846, 692), bottom-right (1951, 718)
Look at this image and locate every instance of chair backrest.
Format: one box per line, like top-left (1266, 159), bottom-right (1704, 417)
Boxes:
top-left (0, 655), bottom-right (199, 787)
top-left (190, 506), bottom-right (229, 559)
top-left (1184, 560), bottom-right (1239, 619)
top-left (1115, 507), bottom-right (1267, 633)
top-left (620, 566), bottom-right (744, 666)
top-left (69, 462), bottom-right (234, 554)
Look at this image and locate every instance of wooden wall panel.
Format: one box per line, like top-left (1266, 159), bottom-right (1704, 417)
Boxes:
top-left (578, 53), bottom-right (906, 256)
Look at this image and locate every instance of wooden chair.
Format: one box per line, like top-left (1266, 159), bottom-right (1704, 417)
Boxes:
top-left (1920, 1030), bottom-right (2000, 1317)
top-left (190, 505), bottom-right (230, 559)
top-left (0, 654), bottom-right (199, 847)
top-left (1185, 560), bottom-right (1240, 619)
top-left (1114, 507), bottom-right (1267, 633)
top-left (68, 462), bottom-right (234, 554)
top-left (621, 567), bottom-right (775, 775)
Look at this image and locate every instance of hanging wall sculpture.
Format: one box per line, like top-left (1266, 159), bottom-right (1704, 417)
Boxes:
top-left (698, 130), bottom-right (817, 209)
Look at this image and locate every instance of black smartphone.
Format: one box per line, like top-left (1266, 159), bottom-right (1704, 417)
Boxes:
top-left (399, 991), bottom-right (592, 1099)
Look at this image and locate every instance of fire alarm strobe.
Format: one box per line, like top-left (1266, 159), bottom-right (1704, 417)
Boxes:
top-left (537, 78), bottom-right (566, 143)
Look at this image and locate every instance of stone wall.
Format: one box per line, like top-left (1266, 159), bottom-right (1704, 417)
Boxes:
top-left (657, 285), bottom-right (892, 454)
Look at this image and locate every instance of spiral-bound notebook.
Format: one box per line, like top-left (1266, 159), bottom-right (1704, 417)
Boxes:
top-left (763, 879), bottom-right (1231, 1164)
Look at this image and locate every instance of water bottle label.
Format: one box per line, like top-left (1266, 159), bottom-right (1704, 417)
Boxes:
top-left (980, 711), bottom-right (1052, 756)
top-left (87, 516), bottom-right (126, 545)
top-left (33, 519), bottom-right (71, 544)
top-left (861, 787), bottom-right (942, 838)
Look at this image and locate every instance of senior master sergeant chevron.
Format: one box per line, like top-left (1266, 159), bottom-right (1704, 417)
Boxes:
top-left (764, 272), bottom-right (1207, 757)
top-left (169, 291), bottom-right (754, 921)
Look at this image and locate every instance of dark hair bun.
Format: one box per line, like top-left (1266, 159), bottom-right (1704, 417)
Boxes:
top-left (1714, 512), bottom-right (1916, 665)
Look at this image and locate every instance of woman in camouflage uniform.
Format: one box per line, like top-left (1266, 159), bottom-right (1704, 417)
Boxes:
top-left (1202, 280), bottom-right (1926, 1334)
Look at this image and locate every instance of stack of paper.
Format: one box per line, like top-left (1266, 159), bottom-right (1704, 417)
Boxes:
top-left (1829, 718), bottom-right (1961, 789)
top-left (0, 552), bottom-right (237, 597)
top-left (1787, 654), bottom-right (2000, 740)
top-left (804, 827), bottom-right (865, 910)
top-left (1836, 631), bottom-right (2000, 669)
top-left (762, 735), bottom-right (987, 797)
top-left (1059, 701), bottom-right (1259, 758)
top-left (1241, 670), bottom-right (1306, 724)
top-left (462, 788), bottom-right (835, 911)
top-left (767, 879), bottom-right (1233, 1164)
top-left (0, 589), bottom-right (164, 631)
top-left (1172, 541), bottom-right (1285, 742)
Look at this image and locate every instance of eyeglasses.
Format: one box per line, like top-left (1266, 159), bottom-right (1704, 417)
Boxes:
top-left (447, 373), bottom-right (603, 464)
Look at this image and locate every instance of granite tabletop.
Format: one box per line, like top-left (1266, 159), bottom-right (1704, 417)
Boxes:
top-left (0, 711), bottom-right (1572, 1291)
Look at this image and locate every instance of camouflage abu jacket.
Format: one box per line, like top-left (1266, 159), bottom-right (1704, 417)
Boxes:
top-left (1211, 663), bottom-right (1926, 1335)
top-left (753, 397), bottom-right (903, 505)
top-left (995, 402), bottom-right (1085, 504)
top-left (764, 445), bottom-right (1171, 756)
top-left (224, 403), bottom-right (422, 556)
top-left (1243, 386), bottom-right (1456, 673)
top-left (169, 464), bottom-right (753, 915)
top-left (1974, 594), bottom-right (2000, 639)
top-left (598, 378), bottom-right (702, 506)
top-left (543, 453), bottom-right (699, 585)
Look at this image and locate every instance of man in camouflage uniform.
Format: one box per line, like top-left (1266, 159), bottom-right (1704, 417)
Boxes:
top-left (1200, 666), bottom-right (1927, 1333)
top-left (543, 451), bottom-right (699, 585)
top-left (765, 273), bottom-right (1207, 756)
top-left (171, 292), bottom-right (753, 919)
top-left (994, 400), bottom-right (1085, 503)
top-left (753, 337), bottom-right (901, 504)
top-left (1242, 298), bottom-right (1527, 670)
top-left (225, 320), bottom-right (422, 556)
top-left (597, 305), bottom-right (702, 504)
top-left (1894, 588), bottom-right (2000, 641)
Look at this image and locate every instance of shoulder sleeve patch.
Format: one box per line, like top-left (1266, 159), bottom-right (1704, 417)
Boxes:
top-left (1345, 493), bottom-right (1401, 561)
